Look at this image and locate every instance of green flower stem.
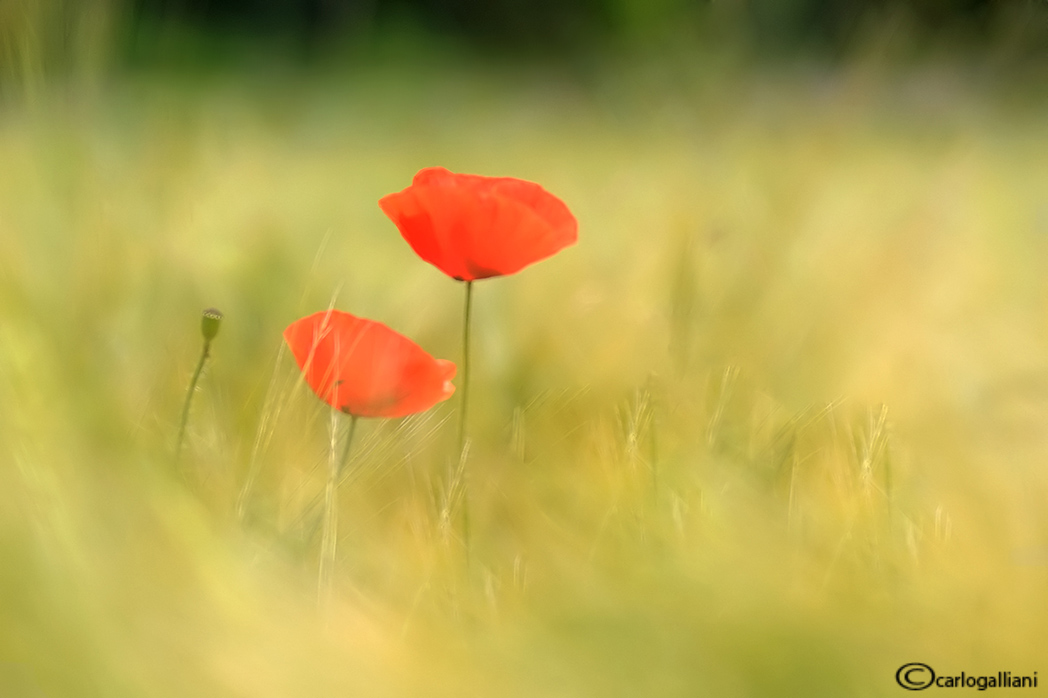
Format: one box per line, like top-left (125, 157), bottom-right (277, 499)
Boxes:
top-left (175, 338), bottom-right (211, 464)
top-left (319, 414), bottom-right (359, 608)
top-left (458, 280), bottom-right (473, 562)
top-left (458, 280), bottom-right (473, 455)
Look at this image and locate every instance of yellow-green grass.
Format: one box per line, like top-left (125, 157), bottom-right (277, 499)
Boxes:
top-left (1, 56), bottom-right (1047, 696)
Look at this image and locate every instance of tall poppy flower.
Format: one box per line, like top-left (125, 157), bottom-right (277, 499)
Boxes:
top-left (283, 309), bottom-right (455, 605)
top-left (380, 167), bottom-right (577, 560)
top-left (283, 310), bottom-right (456, 419)
top-left (378, 166), bottom-right (578, 281)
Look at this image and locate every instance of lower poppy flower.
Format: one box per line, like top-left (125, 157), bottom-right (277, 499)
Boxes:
top-left (283, 310), bottom-right (456, 418)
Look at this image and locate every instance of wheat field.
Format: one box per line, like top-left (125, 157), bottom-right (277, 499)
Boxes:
top-left (1, 51), bottom-right (1046, 696)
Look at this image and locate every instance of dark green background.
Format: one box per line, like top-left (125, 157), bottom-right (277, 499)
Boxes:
top-left (125, 0), bottom-right (1047, 55)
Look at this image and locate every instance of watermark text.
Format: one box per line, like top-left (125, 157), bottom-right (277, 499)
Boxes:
top-left (897, 663), bottom-right (1038, 691)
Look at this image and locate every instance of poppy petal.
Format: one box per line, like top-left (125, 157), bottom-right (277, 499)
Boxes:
top-left (380, 168), bottom-right (577, 281)
top-left (283, 311), bottom-right (456, 418)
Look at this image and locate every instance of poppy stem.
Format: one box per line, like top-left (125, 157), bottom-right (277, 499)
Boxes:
top-left (319, 414), bottom-right (358, 610)
top-left (458, 280), bottom-right (473, 561)
top-left (458, 281), bottom-right (473, 454)
top-left (175, 338), bottom-right (211, 464)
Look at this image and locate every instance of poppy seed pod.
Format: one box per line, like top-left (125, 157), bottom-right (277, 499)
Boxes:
top-left (380, 167), bottom-right (578, 281)
top-left (284, 310), bottom-right (456, 419)
top-left (201, 308), bottom-right (223, 342)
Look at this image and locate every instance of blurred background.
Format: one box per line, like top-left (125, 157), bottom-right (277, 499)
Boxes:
top-left (2, 1), bottom-right (1048, 697)
top-left (1, 0), bottom-right (1046, 83)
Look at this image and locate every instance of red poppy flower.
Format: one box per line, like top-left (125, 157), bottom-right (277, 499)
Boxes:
top-left (379, 167), bottom-right (578, 281)
top-left (283, 310), bottom-right (456, 418)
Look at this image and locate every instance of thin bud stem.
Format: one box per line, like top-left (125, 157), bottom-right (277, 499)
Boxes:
top-left (175, 309), bottom-right (222, 465)
top-left (175, 339), bottom-right (211, 464)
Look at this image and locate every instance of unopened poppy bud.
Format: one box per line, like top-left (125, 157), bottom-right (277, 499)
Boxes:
top-left (201, 308), bottom-right (223, 342)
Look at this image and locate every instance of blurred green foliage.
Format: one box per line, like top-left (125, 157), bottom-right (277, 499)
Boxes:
top-left (0, 0), bottom-right (120, 79)
top-left (123, 0), bottom-right (1048, 51)
top-left (1, 51), bottom-right (1047, 695)
top-left (1, 0), bottom-right (1046, 89)
top-left (1, 0), bottom-right (1047, 694)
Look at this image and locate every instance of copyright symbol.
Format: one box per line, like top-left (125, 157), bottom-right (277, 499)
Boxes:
top-left (896, 663), bottom-right (935, 690)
